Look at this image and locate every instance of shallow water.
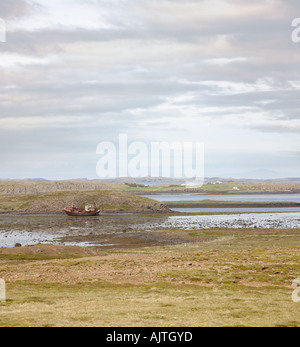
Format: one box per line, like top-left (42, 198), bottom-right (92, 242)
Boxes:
top-left (143, 212), bottom-right (300, 230)
top-left (0, 211), bottom-right (300, 248)
top-left (171, 207), bottom-right (300, 213)
top-left (0, 215), bottom-right (168, 248)
top-left (142, 193), bottom-right (300, 203)
top-left (144, 193), bottom-right (300, 214)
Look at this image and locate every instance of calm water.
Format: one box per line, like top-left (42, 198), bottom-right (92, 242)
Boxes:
top-left (142, 193), bottom-right (300, 203)
top-left (143, 193), bottom-right (300, 213)
top-left (171, 207), bottom-right (300, 213)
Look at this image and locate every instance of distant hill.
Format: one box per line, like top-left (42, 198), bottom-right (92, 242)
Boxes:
top-left (100, 176), bottom-right (300, 184)
top-left (1, 176), bottom-right (300, 185)
top-left (0, 180), bottom-right (112, 195)
top-left (0, 178), bottom-right (300, 196)
top-left (0, 190), bottom-right (170, 213)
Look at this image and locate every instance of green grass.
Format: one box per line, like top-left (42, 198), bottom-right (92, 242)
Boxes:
top-left (0, 253), bottom-right (88, 261)
top-left (0, 227), bottom-right (300, 326)
top-left (1, 280), bottom-right (299, 327)
top-left (120, 184), bottom-right (187, 193)
top-left (199, 182), bottom-right (300, 193)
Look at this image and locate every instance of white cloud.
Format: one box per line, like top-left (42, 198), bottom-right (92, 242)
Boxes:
top-left (0, 115), bottom-right (94, 129)
top-left (0, 53), bottom-right (59, 68)
top-left (7, 0), bottom-right (120, 32)
top-left (0, 0), bottom-right (299, 179)
top-left (180, 78), bottom-right (288, 95)
top-left (203, 57), bottom-right (247, 65)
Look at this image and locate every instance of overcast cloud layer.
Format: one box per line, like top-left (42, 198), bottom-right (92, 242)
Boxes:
top-left (0, 0), bottom-right (299, 179)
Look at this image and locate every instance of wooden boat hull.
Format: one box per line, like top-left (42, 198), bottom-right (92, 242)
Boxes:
top-left (64, 208), bottom-right (100, 216)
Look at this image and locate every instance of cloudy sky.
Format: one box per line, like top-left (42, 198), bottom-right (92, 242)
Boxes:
top-left (0, 0), bottom-right (299, 180)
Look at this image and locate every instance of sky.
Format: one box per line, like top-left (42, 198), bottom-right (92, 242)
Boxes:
top-left (0, 0), bottom-right (299, 180)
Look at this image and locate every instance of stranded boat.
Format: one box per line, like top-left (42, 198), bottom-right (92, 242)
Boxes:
top-left (64, 204), bottom-right (100, 216)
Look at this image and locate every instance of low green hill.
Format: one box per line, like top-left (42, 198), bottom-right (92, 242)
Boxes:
top-left (0, 190), bottom-right (169, 213)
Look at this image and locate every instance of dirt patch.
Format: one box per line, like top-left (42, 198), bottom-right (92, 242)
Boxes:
top-left (53, 229), bottom-right (198, 249)
top-left (0, 244), bottom-right (98, 256)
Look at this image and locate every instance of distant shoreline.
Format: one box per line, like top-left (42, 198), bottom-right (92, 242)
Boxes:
top-left (135, 190), bottom-right (300, 195)
top-left (164, 201), bottom-right (300, 208)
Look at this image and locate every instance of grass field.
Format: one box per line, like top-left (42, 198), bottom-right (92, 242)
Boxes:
top-left (0, 226), bottom-right (300, 327)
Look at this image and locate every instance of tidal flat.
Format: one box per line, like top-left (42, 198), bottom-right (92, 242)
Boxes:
top-left (0, 211), bottom-right (299, 248)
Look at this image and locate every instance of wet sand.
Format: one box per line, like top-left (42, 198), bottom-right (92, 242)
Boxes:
top-left (0, 210), bottom-right (300, 249)
top-left (0, 213), bottom-right (194, 249)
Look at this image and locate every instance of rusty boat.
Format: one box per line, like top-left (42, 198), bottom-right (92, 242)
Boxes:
top-left (64, 204), bottom-right (100, 216)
